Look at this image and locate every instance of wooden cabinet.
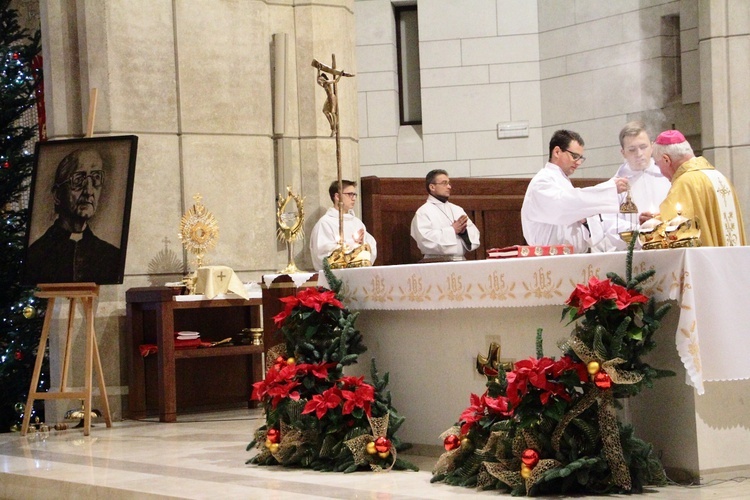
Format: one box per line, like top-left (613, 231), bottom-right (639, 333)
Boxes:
top-left (126, 287), bottom-right (263, 422)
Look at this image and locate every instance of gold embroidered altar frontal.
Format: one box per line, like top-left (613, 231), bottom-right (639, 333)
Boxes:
top-left (324, 247), bottom-right (750, 395)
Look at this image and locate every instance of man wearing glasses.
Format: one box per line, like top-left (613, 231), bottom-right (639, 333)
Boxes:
top-left (410, 169), bottom-right (480, 261)
top-left (25, 149), bottom-right (120, 283)
top-left (521, 130), bottom-right (629, 253)
top-left (309, 179), bottom-right (377, 270)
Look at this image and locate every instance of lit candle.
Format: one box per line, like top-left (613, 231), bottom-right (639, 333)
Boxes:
top-left (675, 202), bottom-right (682, 215)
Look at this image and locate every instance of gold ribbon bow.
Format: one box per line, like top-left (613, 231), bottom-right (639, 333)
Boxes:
top-left (344, 414), bottom-right (397, 472)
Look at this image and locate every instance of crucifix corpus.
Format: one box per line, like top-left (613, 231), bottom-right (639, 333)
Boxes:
top-left (312, 54), bottom-right (372, 269)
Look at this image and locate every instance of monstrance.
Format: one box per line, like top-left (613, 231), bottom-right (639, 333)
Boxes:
top-left (276, 186), bottom-right (305, 274)
top-left (178, 193), bottom-right (219, 281)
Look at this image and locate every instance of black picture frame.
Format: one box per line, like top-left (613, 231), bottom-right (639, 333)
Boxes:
top-left (22, 135), bottom-right (138, 285)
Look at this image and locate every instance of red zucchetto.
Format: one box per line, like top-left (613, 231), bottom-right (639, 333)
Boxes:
top-left (655, 130), bottom-right (686, 145)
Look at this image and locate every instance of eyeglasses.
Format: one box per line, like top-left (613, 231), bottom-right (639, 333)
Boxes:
top-left (342, 192), bottom-right (358, 199)
top-left (562, 149), bottom-right (586, 164)
top-left (432, 181), bottom-right (451, 186)
top-left (57, 170), bottom-right (105, 190)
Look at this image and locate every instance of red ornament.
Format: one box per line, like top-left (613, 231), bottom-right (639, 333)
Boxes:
top-left (14, 351), bottom-right (23, 361)
top-left (374, 436), bottom-right (391, 453)
top-left (521, 448), bottom-right (539, 467)
top-left (2, 161), bottom-right (9, 169)
top-left (12, 52), bottom-right (20, 60)
top-left (266, 428), bottom-right (280, 443)
top-left (594, 371), bottom-right (612, 389)
top-left (443, 434), bottom-right (460, 451)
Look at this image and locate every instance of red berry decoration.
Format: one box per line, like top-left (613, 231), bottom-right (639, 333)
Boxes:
top-left (266, 428), bottom-right (280, 443)
top-left (521, 448), bottom-right (539, 467)
top-left (594, 371), bottom-right (612, 389)
top-left (14, 350), bottom-right (23, 361)
top-left (444, 434), bottom-right (460, 451)
top-left (374, 436), bottom-right (391, 453)
top-left (2, 161), bottom-right (9, 169)
top-left (12, 52), bottom-right (20, 60)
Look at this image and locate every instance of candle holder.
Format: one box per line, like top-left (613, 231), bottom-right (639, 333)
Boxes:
top-left (250, 327), bottom-right (264, 346)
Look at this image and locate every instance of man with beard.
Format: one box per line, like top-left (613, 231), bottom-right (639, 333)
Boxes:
top-left (410, 169), bottom-right (480, 261)
top-left (25, 149), bottom-right (120, 284)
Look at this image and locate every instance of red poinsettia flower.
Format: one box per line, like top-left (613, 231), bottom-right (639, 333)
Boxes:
top-left (273, 297), bottom-right (298, 327)
top-left (565, 276), bottom-right (618, 315)
top-left (551, 355), bottom-right (589, 382)
top-left (459, 393), bottom-right (486, 435)
top-left (614, 285), bottom-right (649, 310)
top-left (302, 387), bottom-right (343, 419)
top-left (297, 361), bottom-right (338, 379)
top-left (484, 394), bottom-right (513, 417)
top-left (506, 356), bottom-right (579, 406)
top-left (296, 287), bottom-right (344, 312)
top-left (266, 379), bottom-right (301, 408)
top-left (341, 383), bottom-right (375, 416)
top-left (339, 375), bottom-right (366, 388)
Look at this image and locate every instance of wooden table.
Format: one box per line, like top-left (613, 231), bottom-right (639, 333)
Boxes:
top-left (126, 287), bottom-right (263, 422)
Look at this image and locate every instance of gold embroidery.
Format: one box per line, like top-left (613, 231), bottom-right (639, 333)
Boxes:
top-left (680, 320), bottom-right (696, 338)
top-left (362, 274), bottom-right (393, 303)
top-left (570, 264), bottom-right (600, 289)
top-left (524, 267), bottom-right (563, 299)
top-left (723, 211), bottom-right (738, 246)
top-left (437, 272), bottom-right (472, 301)
top-left (398, 273), bottom-right (432, 302)
top-left (477, 271), bottom-right (516, 300)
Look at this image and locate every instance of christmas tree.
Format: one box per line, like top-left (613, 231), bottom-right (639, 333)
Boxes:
top-left (0, 0), bottom-right (47, 432)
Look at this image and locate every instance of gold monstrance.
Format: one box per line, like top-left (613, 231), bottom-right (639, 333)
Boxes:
top-left (179, 193), bottom-right (219, 271)
top-left (277, 186), bottom-right (305, 274)
top-left (312, 55), bottom-right (371, 269)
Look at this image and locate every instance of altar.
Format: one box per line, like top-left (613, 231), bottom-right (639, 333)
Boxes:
top-left (325, 247), bottom-right (750, 480)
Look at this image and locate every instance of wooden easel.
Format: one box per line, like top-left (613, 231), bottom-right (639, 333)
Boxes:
top-left (20, 283), bottom-right (112, 436)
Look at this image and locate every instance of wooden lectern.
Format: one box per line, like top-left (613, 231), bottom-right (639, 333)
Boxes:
top-left (21, 283), bottom-right (112, 436)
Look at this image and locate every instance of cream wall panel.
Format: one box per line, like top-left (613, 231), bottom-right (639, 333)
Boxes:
top-left (419, 0), bottom-right (497, 41)
top-left (573, 0), bottom-right (641, 23)
top-left (509, 80), bottom-right (541, 125)
top-left (181, 135), bottom-right (276, 272)
top-left (461, 34), bottom-right (539, 66)
top-left (728, 0), bottom-right (750, 34)
top-left (423, 133), bottom-right (457, 162)
top-left (397, 126), bottom-right (424, 164)
top-left (455, 129), bottom-right (542, 161)
top-left (363, 160), bottom-right (471, 179)
top-left (730, 146), bottom-right (750, 237)
top-left (683, 26), bottom-right (699, 52)
top-left (419, 40), bottom-right (462, 69)
top-left (681, 0), bottom-right (699, 29)
top-left (682, 49), bottom-right (701, 104)
top-left (125, 134), bottom-right (182, 276)
top-left (105, 1), bottom-right (178, 133)
top-left (539, 56), bottom-right (566, 79)
top-left (359, 136), bottom-right (397, 166)
top-left (175, 0), bottom-right (271, 135)
top-left (489, 61), bottom-right (540, 83)
top-left (537, 0), bottom-right (576, 32)
top-left (420, 65), bottom-right (489, 88)
top-left (358, 71), bottom-right (398, 92)
top-left (496, 0), bottom-right (538, 35)
top-left (356, 43), bottom-right (396, 73)
top-left (470, 155), bottom-right (544, 178)
top-left (571, 39), bottom-right (661, 75)
top-left (422, 84), bottom-right (510, 134)
top-left (365, 90), bottom-right (399, 137)
top-left (358, 93), bottom-right (369, 137)
top-left (354, 0), bottom-right (396, 46)
top-left (728, 36), bottom-right (750, 145)
top-left (699, 38), bottom-right (730, 148)
top-left (540, 15), bottom-right (624, 60)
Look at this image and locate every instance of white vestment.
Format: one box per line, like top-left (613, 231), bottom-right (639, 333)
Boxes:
top-left (592, 159), bottom-right (672, 252)
top-left (521, 163), bottom-right (620, 254)
top-left (309, 207), bottom-right (377, 270)
top-left (410, 195), bottom-right (480, 258)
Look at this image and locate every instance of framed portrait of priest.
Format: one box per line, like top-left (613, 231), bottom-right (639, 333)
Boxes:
top-left (21, 135), bottom-right (138, 286)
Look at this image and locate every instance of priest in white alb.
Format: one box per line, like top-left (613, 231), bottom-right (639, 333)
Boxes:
top-left (411, 169), bottom-right (480, 261)
top-left (309, 180), bottom-right (377, 270)
top-left (521, 130), bottom-right (630, 254)
top-left (642, 130), bottom-right (746, 247)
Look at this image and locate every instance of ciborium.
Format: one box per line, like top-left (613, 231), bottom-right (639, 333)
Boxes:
top-left (276, 186), bottom-right (305, 274)
top-left (665, 206), bottom-right (701, 248)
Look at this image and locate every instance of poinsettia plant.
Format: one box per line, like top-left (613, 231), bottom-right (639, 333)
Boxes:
top-left (248, 266), bottom-right (416, 473)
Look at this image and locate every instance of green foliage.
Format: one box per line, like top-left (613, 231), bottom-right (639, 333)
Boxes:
top-left (0, 0), bottom-right (46, 432)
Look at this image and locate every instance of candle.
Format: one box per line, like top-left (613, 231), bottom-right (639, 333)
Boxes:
top-left (675, 202), bottom-right (682, 214)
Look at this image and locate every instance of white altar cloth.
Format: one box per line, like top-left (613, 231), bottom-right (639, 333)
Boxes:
top-left (324, 247), bottom-right (750, 395)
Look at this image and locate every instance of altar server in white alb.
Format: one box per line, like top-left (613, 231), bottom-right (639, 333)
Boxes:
top-left (410, 169), bottom-right (480, 261)
top-left (521, 130), bottom-right (630, 254)
top-left (592, 121), bottom-right (672, 251)
top-left (309, 180), bottom-right (377, 270)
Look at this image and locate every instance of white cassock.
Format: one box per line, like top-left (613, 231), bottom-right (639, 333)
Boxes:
top-left (592, 159), bottom-right (672, 252)
top-left (521, 163), bottom-right (620, 254)
top-left (410, 195), bottom-right (480, 258)
top-left (309, 207), bottom-right (377, 270)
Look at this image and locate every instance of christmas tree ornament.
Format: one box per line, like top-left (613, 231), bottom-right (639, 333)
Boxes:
top-left (366, 441), bottom-right (377, 454)
top-left (594, 371), bottom-right (612, 389)
top-left (521, 448), bottom-right (539, 467)
top-left (2, 160), bottom-right (9, 169)
top-left (374, 436), bottom-right (390, 453)
top-left (14, 350), bottom-right (22, 361)
top-left (460, 437), bottom-right (472, 450)
top-left (286, 357), bottom-right (295, 365)
top-left (378, 451), bottom-right (389, 459)
top-left (520, 463), bottom-right (532, 479)
top-left (269, 443), bottom-right (279, 453)
top-left (23, 305), bottom-right (36, 318)
top-left (266, 428), bottom-right (280, 443)
top-left (587, 360), bottom-right (600, 375)
top-left (443, 434), bottom-right (460, 451)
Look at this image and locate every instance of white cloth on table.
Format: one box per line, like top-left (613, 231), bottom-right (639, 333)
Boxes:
top-left (309, 207), bottom-right (377, 271)
top-left (410, 195), bottom-right (480, 258)
top-left (521, 163), bottom-right (620, 254)
top-left (195, 265), bottom-right (249, 299)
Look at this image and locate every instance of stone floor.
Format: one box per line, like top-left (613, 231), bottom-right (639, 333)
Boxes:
top-left (1, 408), bottom-right (749, 499)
